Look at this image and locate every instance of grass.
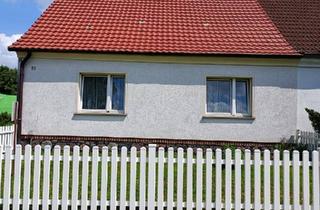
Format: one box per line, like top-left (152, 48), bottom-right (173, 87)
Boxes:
top-left (0, 150), bottom-right (314, 205)
top-left (0, 93), bottom-right (16, 114)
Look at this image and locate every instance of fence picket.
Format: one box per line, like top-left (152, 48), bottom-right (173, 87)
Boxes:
top-left (235, 149), bottom-right (241, 210)
top-left (245, 150), bottom-right (251, 210)
top-left (206, 148), bottom-right (213, 210)
top-left (3, 145), bottom-right (12, 210)
top-left (215, 149), bottom-right (222, 210)
top-left (254, 150), bottom-right (261, 210)
top-left (110, 146), bottom-right (118, 210)
top-left (32, 145), bottom-right (42, 210)
top-left (71, 146), bottom-right (80, 210)
top-left (167, 147), bottom-right (174, 210)
top-left (196, 148), bottom-right (203, 210)
top-left (52, 146), bottom-right (61, 210)
top-left (42, 145), bottom-right (51, 210)
top-left (130, 147), bottom-right (137, 210)
top-left (312, 151), bottom-right (320, 210)
top-left (62, 146), bottom-right (70, 210)
top-left (100, 147), bottom-right (109, 210)
top-left (91, 146), bottom-right (99, 210)
top-left (81, 146), bottom-right (89, 210)
top-left (274, 150), bottom-right (280, 210)
top-left (263, 150), bottom-right (271, 210)
top-left (303, 151), bottom-right (310, 210)
top-left (120, 147), bottom-right (128, 210)
top-left (148, 145), bottom-right (156, 210)
top-left (177, 148), bottom-right (184, 210)
top-left (293, 151), bottom-right (300, 210)
top-left (283, 151), bottom-right (290, 210)
top-left (157, 147), bottom-right (165, 210)
top-left (13, 145), bottom-right (22, 210)
top-left (140, 147), bottom-right (147, 210)
top-left (225, 149), bottom-right (232, 210)
top-left (23, 145), bottom-right (32, 210)
top-left (187, 148), bottom-right (194, 210)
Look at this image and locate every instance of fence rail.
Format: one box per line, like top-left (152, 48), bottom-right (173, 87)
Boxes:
top-left (0, 125), bottom-right (14, 147)
top-left (0, 145), bottom-right (319, 210)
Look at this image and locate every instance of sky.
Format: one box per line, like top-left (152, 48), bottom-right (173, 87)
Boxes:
top-left (0, 0), bottom-right (53, 68)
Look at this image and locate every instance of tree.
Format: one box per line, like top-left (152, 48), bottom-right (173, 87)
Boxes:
top-left (0, 112), bottom-right (12, 126)
top-left (0, 65), bottom-right (18, 95)
top-left (305, 108), bottom-right (320, 133)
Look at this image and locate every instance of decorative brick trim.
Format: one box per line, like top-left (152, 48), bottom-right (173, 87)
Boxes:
top-left (20, 134), bottom-right (280, 150)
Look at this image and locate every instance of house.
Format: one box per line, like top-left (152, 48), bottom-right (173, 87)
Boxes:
top-left (8, 0), bottom-right (320, 145)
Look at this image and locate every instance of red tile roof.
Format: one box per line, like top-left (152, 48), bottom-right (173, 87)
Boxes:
top-left (259, 0), bottom-right (320, 55)
top-left (9, 0), bottom-right (301, 56)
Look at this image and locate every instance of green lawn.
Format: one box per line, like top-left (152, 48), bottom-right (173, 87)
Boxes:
top-left (0, 93), bottom-right (16, 114)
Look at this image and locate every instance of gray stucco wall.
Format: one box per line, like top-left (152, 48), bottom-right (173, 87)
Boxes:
top-left (297, 60), bottom-right (320, 131)
top-left (22, 58), bottom-right (300, 142)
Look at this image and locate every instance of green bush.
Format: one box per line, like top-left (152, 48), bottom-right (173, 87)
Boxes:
top-left (0, 65), bottom-right (17, 95)
top-left (305, 108), bottom-right (320, 133)
top-left (0, 112), bottom-right (13, 126)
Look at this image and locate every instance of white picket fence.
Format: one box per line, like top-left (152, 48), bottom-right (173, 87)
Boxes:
top-left (0, 125), bottom-right (14, 147)
top-left (0, 145), bottom-right (319, 210)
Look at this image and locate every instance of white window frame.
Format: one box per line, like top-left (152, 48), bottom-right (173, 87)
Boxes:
top-left (79, 74), bottom-right (126, 114)
top-left (206, 77), bottom-right (252, 117)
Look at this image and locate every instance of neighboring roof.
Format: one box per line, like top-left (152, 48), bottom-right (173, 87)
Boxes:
top-left (9, 0), bottom-right (302, 56)
top-left (258, 0), bottom-right (320, 55)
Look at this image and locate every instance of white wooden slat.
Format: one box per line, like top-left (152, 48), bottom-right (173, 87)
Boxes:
top-left (71, 146), bottom-right (80, 210)
top-left (91, 146), bottom-right (99, 210)
top-left (283, 151), bottom-right (290, 210)
top-left (32, 145), bottom-right (42, 210)
top-left (110, 146), bottom-right (118, 210)
top-left (303, 151), bottom-right (310, 210)
top-left (157, 147), bottom-right (165, 210)
top-left (254, 150), bottom-right (261, 210)
top-left (293, 151), bottom-right (300, 210)
top-left (186, 148), bottom-right (193, 210)
top-left (52, 145), bottom-right (61, 210)
top-left (139, 147), bottom-right (147, 210)
top-left (23, 145), bottom-right (32, 210)
top-left (177, 148), bottom-right (184, 210)
top-left (234, 149), bottom-right (241, 210)
top-left (215, 149), bottom-right (222, 210)
top-left (167, 147), bottom-right (174, 210)
top-left (120, 147), bottom-right (128, 210)
top-left (42, 145), bottom-right (51, 210)
top-left (244, 149), bottom-right (251, 210)
top-left (148, 145), bottom-right (156, 210)
top-left (13, 145), bottom-right (22, 210)
top-left (206, 148), bottom-right (213, 210)
top-left (274, 150), bottom-right (280, 210)
top-left (263, 150), bottom-right (271, 210)
top-left (225, 149), bottom-right (232, 210)
top-left (100, 146), bottom-right (109, 210)
top-left (3, 145), bottom-right (12, 210)
top-left (62, 146), bottom-right (70, 210)
top-left (81, 146), bottom-right (89, 210)
top-left (196, 148), bottom-right (203, 210)
top-left (130, 147), bottom-right (137, 210)
top-left (312, 151), bottom-right (320, 210)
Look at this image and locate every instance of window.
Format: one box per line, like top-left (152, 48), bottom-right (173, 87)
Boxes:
top-left (81, 74), bottom-right (125, 113)
top-left (206, 78), bottom-right (251, 116)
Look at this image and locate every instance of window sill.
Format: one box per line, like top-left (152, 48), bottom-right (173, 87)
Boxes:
top-left (74, 111), bottom-right (127, 116)
top-left (202, 114), bottom-right (255, 120)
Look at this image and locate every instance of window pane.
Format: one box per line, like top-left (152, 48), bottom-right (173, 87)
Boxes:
top-left (207, 80), bottom-right (231, 113)
top-left (82, 77), bottom-right (107, 109)
top-left (236, 79), bottom-right (249, 114)
top-left (112, 76), bottom-right (125, 111)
